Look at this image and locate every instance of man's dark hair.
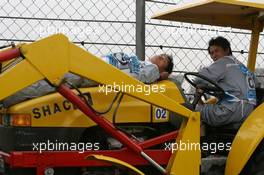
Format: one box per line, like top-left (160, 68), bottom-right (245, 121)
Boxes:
top-left (161, 54), bottom-right (174, 74)
top-left (208, 36), bottom-right (232, 55)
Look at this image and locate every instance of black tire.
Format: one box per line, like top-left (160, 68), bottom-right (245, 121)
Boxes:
top-left (241, 139), bottom-right (264, 175)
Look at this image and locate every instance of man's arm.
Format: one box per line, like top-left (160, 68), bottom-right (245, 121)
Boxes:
top-left (131, 64), bottom-right (160, 84)
top-left (199, 58), bottom-right (228, 82)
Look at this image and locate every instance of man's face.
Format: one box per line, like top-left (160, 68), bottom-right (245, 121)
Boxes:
top-left (150, 55), bottom-right (168, 72)
top-left (209, 45), bottom-right (229, 62)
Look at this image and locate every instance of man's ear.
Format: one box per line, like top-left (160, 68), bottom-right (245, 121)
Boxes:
top-left (224, 49), bottom-right (230, 56)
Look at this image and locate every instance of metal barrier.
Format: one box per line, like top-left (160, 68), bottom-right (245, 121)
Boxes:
top-left (0, 0), bottom-right (263, 88)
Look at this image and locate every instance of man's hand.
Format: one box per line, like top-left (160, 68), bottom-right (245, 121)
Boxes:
top-left (159, 71), bottom-right (169, 80)
top-left (196, 88), bottom-right (204, 105)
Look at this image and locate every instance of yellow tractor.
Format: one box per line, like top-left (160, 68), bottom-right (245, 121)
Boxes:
top-left (0, 0), bottom-right (263, 175)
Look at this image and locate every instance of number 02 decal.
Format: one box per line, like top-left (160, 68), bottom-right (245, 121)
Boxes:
top-left (155, 108), bottom-right (167, 120)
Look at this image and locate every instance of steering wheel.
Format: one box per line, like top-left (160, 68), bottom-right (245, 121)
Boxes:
top-left (184, 72), bottom-right (225, 109)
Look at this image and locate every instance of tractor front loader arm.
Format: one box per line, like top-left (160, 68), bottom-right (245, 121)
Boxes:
top-left (0, 34), bottom-right (200, 175)
top-left (0, 34), bottom-right (191, 117)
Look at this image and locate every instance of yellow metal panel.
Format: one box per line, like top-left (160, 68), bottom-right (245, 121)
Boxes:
top-left (7, 89), bottom-right (93, 127)
top-left (0, 59), bottom-right (44, 100)
top-left (247, 19), bottom-right (263, 71)
top-left (225, 103), bottom-right (264, 175)
top-left (156, 80), bottom-right (185, 103)
top-left (8, 88), bottom-right (152, 127)
top-left (113, 96), bottom-right (151, 123)
top-left (8, 80), bottom-right (185, 127)
top-left (152, 80), bottom-right (185, 123)
top-left (167, 112), bottom-right (201, 175)
top-left (152, 0), bottom-right (264, 30)
top-left (20, 34), bottom-right (70, 85)
top-left (86, 154), bottom-right (145, 175)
